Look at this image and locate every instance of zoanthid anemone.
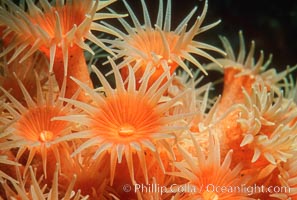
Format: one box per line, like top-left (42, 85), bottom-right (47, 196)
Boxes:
top-left (1, 164), bottom-right (89, 200)
top-left (104, 0), bottom-right (225, 87)
top-left (54, 57), bottom-right (191, 185)
top-left (208, 31), bottom-right (297, 113)
top-left (0, 0), bottom-right (125, 99)
top-left (0, 73), bottom-right (78, 178)
top-left (171, 133), bottom-right (254, 200)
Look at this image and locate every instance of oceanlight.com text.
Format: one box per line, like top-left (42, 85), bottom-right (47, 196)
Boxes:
top-left (122, 183), bottom-right (291, 196)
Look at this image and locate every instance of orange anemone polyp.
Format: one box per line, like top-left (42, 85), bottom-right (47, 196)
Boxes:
top-left (109, 0), bottom-right (225, 89)
top-left (16, 106), bottom-right (68, 143)
top-left (56, 62), bottom-right (189, 184)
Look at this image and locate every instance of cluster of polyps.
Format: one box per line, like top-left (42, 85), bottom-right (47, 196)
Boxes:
top-left (0, 0), bottom-right (296, 199)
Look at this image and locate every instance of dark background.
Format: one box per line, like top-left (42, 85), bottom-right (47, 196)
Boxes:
top-left (111, 0), bottom-right (297, 76)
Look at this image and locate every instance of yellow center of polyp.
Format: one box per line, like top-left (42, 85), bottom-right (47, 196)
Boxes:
top-left (118, 124), bottom-right (135, 137)
top-left (39, 130), bottom-right (54, 142)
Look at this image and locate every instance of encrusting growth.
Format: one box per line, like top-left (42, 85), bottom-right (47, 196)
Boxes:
top-left (0, 0), bottom-right (296, 199)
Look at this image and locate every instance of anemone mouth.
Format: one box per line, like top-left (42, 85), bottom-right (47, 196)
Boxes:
top-left (117, 124), bottom-right (136, 137)
top-left (16, 106), bottom-right (68, 143)
top-left (92, 93), bottom-right (162, 144)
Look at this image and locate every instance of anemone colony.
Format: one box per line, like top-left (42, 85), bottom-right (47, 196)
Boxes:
top-left (0, 0), bottom-right (296, 199)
